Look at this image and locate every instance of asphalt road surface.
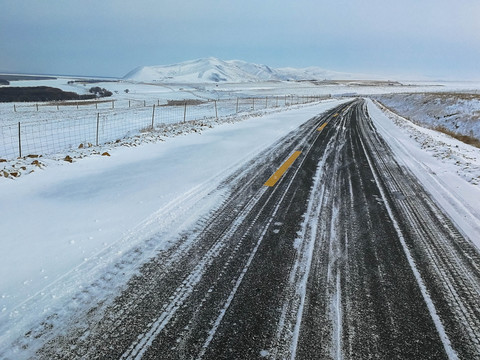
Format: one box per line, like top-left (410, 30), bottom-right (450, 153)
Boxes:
top-left (38, 99), bottom-right (480, 359)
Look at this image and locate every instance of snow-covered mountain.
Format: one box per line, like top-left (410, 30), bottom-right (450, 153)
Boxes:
top-left (123, 57), bottom-right (373, 83)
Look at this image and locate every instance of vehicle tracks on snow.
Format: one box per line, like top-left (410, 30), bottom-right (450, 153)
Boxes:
top-left (31, 100), bottom-right (480, 359)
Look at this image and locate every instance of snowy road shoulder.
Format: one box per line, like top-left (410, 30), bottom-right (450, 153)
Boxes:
top-left (367, 99), bottom-right (480, 249)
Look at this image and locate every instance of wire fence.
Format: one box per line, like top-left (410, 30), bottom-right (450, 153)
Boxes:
top-left (0, 95), bottom-right (329, 160)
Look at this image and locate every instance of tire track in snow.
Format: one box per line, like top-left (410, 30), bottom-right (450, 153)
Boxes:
top-left (276, 100), bottom-right (479, 359)
top-left (359, 102), bottom-right (480, 358)
top-left (117, 109), bottom-right (344, 359)
top-left (272, 104), bottom-right (354, 359)
top-left (120, 187), bottom-right (268, 359)
top-left (32, 106), bottom-right (333, 359)
top-left (31, 99), bottom-right (480, 359)
top-left (357, 124), bottom-right (459, 360)
top-left (198, 123), bottom-right (331, 357)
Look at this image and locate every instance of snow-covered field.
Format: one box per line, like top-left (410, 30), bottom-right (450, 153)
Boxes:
top-left (3, 77), bottom-right (480, 170)
top-left (1, 76), bottom-right (480, 356)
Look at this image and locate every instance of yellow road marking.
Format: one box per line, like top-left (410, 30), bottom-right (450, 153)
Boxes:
top-left (333, 113), bottom-right (339, 117)
top-left (264, 151), bottom-right (302, 187)
top-left (317, 122), bottom-right (328, 132)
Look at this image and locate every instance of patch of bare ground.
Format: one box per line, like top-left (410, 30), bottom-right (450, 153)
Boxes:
top-left (434, 126), bottom-right (480, 148)
top-left (426, 92), bottom-right (480, 101)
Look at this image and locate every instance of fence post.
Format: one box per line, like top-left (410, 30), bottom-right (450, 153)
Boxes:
top-left (252, 98), bottom-right (255, 111)
top-left (36, 103), bottom-right (39, 111)
top-left (285, 95), bottom-right (287, 106)
top-left (151, 104), bottom-right (156, 129)
top-left (18, 122), bottom-right (22, 158)
top-left (144, 100), bottom-right (146, 107)
top-left (14, 104), bottom-right (16, 112)
top-left (96, 113), bottom-right (100, 146)
top-left (112, 100), bottom-right (114, 109)
top-left (236, 98), bottom-right (239, 113)
top-left (214, 100), bottom-right (218, 120)
top-left (265, 97), bottom-right (268, 108)
top-left (183, 101), bottom-right (187, 123)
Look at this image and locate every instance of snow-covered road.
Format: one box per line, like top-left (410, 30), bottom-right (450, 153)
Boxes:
top-left (0, 100), bottom-right (347, 357)
top-left (1, 98), bottom-right (480, 359)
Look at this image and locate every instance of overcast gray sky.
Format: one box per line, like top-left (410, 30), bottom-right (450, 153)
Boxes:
top-left (1, 0), bottom-right (479, 80)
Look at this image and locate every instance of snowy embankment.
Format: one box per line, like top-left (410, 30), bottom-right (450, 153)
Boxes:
top-left (0, 99), bottom-right (346, 352)
top-left (372, 92), bottom-right (480, 144)
top-left (367, 99), bottom-right (480, 249)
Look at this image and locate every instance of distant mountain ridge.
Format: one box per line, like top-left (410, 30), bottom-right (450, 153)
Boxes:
top-left (123, 57), bottom-right (378, 83)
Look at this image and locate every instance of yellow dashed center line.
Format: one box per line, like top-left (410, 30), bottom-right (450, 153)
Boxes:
top-left (317, 122), bottom-right (328, 132)
top-left (264, 151), bottom-right (302, 187)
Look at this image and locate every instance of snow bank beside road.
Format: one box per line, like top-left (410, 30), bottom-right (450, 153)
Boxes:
top-left (367, 99), bottom-right (480, 249)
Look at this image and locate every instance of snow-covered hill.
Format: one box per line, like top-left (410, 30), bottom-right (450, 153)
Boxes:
top-left (123, 57), bottom-right (372, 83)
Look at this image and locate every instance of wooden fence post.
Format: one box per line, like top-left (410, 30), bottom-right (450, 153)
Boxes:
top-left (151, 104), bottom-right (156, 129)
top-left (18, 122), bottom-right (22, 158)
top-left (236, 98), bottom-right (239, 113)
top-left (214, 100), bottom-right (218, 120)
top-left (96, 113), bottom-right (100, 146)
top-left (183, 101), bottom-right (187, 123)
